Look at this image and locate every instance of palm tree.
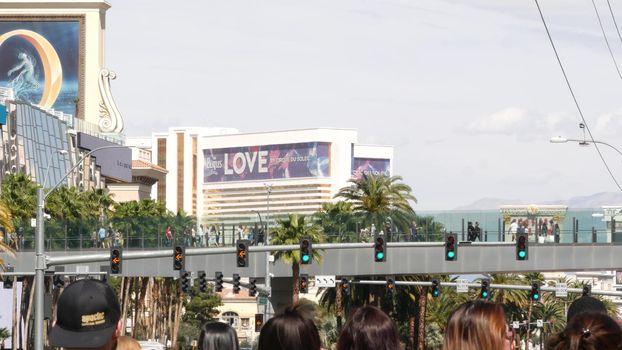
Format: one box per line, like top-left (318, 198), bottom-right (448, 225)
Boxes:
top-left (314, 201), bottom-right (358, 242)
top-left (335, 174), bottom-right (416, 238)
top-left (0, 173), bottom-right (37, 249)
top-left (45, 186), bottom-right (86, 248)
top-left (0, 201), bottom-right (15, 268)
top-left (0, 173), bottom-right (37, 221)
top-left (85, 188), bottom-right (115, 225)
top-left (413, 215), bottom-right (444, 242)
top-left (0, 326), bottom-right (9, 349)
top-left (111, 200), bottom-right (170, 248)
top-left (270, 214), bottom-right (325, 304)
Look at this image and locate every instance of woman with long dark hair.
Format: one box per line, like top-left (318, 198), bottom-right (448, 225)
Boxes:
top-left (197, 322), bottom-right (239, 350)
top-left (336, 305), bottom-right (400, 350)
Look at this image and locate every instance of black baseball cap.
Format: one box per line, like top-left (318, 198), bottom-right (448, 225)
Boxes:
top-left (50, 279), bottom-right (121, 348)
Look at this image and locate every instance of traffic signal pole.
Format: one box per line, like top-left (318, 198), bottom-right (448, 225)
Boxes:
top-left (34, 188), bottom-right (45, 350)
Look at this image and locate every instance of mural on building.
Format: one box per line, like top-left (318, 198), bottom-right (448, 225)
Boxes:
top-left (351, 157), bottom-right (390, 180)
top-left (0, 20), bottom-right (80, 115)
top-left (204, 142), bottom-right (330, 182)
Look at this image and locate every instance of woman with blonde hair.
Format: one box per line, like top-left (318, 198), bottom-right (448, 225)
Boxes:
top-left (444, 300), bottom-right (514, 350)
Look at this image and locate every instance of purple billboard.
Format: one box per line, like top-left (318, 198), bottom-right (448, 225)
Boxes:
top-left (77, 132), bottom-right (132, 182)
top-left (352, 158), bottom-right (391, 180)
top-left (203, 142), bottom-right (331, 183)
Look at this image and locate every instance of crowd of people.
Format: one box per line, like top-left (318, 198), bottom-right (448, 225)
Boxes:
top-left (49, 278), bottom-right (622, 350)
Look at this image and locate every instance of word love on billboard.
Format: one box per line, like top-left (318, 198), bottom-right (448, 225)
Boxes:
top-left (204, 142), bottom-right (330, 183)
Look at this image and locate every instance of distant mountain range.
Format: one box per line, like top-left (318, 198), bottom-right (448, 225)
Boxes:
top-left (453, 192), bottom-right (622, 210)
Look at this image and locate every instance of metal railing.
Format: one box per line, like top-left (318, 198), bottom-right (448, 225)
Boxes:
top-left (2, 225), bottom-right (619, 252)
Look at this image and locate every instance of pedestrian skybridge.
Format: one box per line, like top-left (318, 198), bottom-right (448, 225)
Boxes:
top-left (4, 242), bottom-right (622, 278)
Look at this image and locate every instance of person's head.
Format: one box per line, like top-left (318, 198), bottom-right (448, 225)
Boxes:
top-left (443, 300), bottom-right (510, 350)
top-left (475, 222), bottom-right (479, 227)
top-left (567, 296), bottom-right (608, 322)
top-left (336, 305), bottom-right (400, 350)
top-left (49, 279), bottom-right (122, 350)
top-left (258, 304), bottom-right (321, 350)
top-left (546, 312), bottom-right (622, 350)
top-left (197, 321), bottom-right (239, 350)
top-left (116, 336), bottom-right (141, 350)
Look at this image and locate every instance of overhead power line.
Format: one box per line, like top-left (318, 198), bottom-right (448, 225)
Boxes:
top-left (591, 0), bottom-right (622, 82)
top-left (533, 0), bottom-right (622, 192)
top-left (605, 0), bottom-right (622, 47)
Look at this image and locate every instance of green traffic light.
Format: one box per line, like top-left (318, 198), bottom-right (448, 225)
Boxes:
top-left (518, 251), bottom-right (526, 258)
top-left (533, 293), bottom-right (539, 300)
top-left (482, 291), bottom-right (488, 298)
top-left (447, 251), bottom-right (455, 259)
top-left (302, 255), bottom-right (310, 263)
top-left (376, 252), bottom-right (384, 260)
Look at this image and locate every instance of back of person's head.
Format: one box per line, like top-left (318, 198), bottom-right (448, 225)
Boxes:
top-left (258, 304), bottom-right (321, 350)
top-left (567, 296), bottom-right (608, 322)
top-left (197, 321), bottom-right (239, 350)
top-left (546, 312), bottom-right (622, 350)
top-left (116, 336), bottom-right (141, 350)
top-left (336, 305), bottom-right (400, 350)
top-left (49, 279), bottom-right (121, 349)
top-left (443, 300), bottom-right (507, 350)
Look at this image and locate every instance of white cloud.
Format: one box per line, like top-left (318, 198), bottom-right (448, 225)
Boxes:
top-left (464, 107), bottom-right (575, 141)
top-left (593, 109), bottom-right (622, 137)
top-left (466, 107), bottom-right (529, 135)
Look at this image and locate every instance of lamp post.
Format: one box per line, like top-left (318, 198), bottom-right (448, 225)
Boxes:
top-left (263, 183), bottom-right (273, 319)
top-left (34, 144), bottom-right (131, 350)
top-left (42, 150), bottom-right (68, 189)
top-left (549, 136), bottom-right (622, 158)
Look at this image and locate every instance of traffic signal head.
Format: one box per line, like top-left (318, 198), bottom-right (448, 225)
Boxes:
top-left (180, 271), bottom-right (191, 293)
top-left (341, 278), bottom-right (350, 296)
top-left (233, 273), bottom-right (241, 294)
top-left (582, 285), bottom-right (591, 297)
top-left (255, 314), bottom-right (264, 332)
top-left (386, 277), bottom-right (395, 295)
top-left (3, 265), bottom-right (13, 289)
top-left (53, 275), bottom-right (65, 289)
top-left (431, 279), bottom-right (440, 298)
top-left (516, 233), bottom-right (528, 260)
top-left (530, 282), bottom-right (541, 302)
top-left (300, 237), bottom-right (312, 264)
top-left (198, 271), bottom-right (207, 293)
top-left (480, 280), bottom-right (490, 299)
top-left (300, 274), bottom-right (309, 294)
top-left (215, 271), bottom-right (224, 292)
top-left (237, 240), bottom-right (249, 268)
top-left (374, 235), bottom-right (386, 262)
top-left (249, 278), bottom-right (257, 297)
top-left (110, 247), bottom-right (122, 274)
top-left (173, 245), bottom-right (185, 271)
top-left (445, 234), bottom-right (457, 261)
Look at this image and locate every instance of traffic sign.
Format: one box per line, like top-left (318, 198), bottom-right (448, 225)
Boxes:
top-left (315, 275), bottom-right (336, 288)
top-left (536, 319), bottom-right (543, 328)
top-left (555, 283), bottom-right (568, 298)
top-left (512, 321), bottom-right (520, 329)
top-left (258, 297), bottom-right (268, 305)
top-left (457, 279), bottom-right (469, 293)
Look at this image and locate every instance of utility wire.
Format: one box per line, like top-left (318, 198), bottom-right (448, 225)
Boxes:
top-left (605, 0), bottom-right (622, 47)
top-left (533, 0), bottom-right (622, 192)
top-left (591, 0), bottom-right (622, 81)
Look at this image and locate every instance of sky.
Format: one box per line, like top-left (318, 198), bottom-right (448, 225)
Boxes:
top-left (105, 0), bottom-right (622, 210)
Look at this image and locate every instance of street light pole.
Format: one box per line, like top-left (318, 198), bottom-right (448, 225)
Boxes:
top-left (263, 183), bottom-right (273, 319)
top-left (34, 144), bottom-right (131, 350)
top-left (550, 136), bottom-right (622, 158)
